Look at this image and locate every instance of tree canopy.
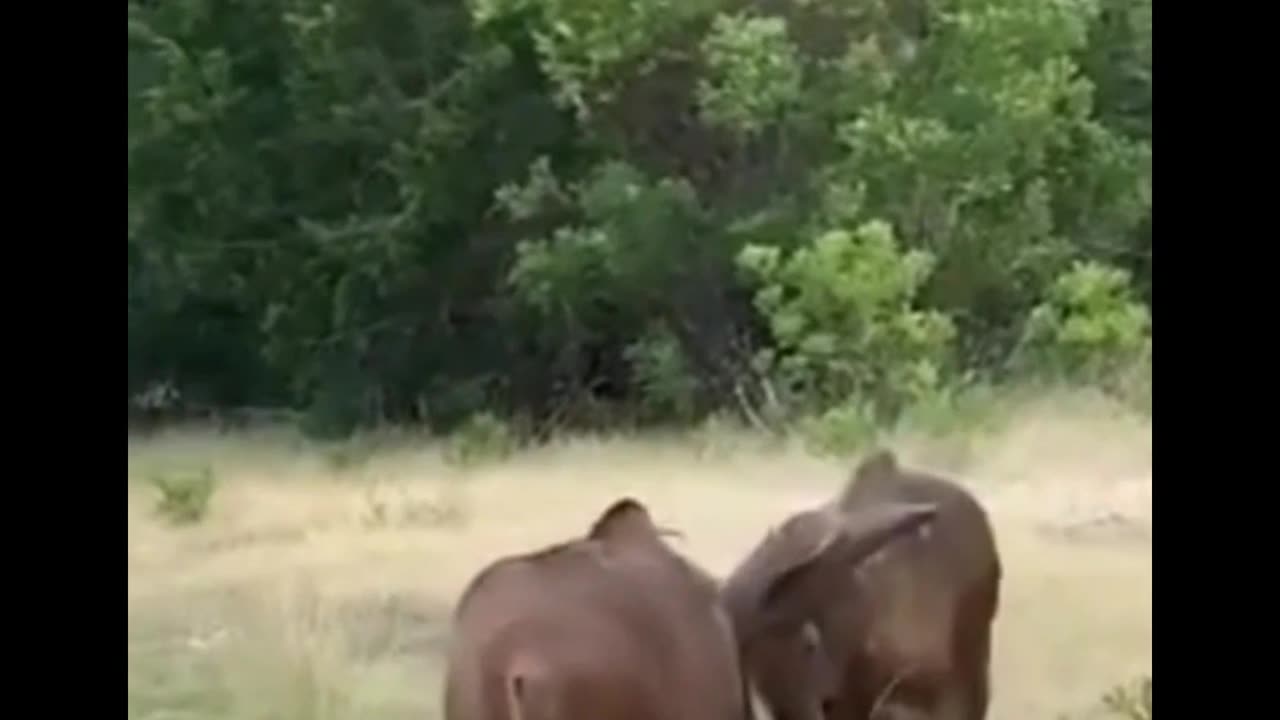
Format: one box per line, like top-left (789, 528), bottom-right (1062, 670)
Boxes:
top-left (128, 0), bottom-right (1151, 439)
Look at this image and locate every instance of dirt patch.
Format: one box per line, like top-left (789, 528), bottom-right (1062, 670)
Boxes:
top-left (981, 474), bottom-right (1151, 528)
top-left (1036, 511), bottom-right (1152, 546)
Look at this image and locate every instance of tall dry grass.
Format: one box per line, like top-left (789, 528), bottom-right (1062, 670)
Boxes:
top-left (128, 387), bottom-right (1151, 720)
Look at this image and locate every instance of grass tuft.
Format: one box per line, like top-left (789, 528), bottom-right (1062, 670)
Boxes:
top-left (148, 465), bottom-right (217, 525)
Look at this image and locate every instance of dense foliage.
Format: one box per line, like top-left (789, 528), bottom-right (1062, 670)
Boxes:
top-left (128, 0), bottom-right (1151, 439)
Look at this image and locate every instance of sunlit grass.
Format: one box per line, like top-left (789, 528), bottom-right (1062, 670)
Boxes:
top-left (128, 389), bottom-right (1151, 720)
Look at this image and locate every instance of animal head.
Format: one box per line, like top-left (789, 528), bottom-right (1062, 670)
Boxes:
top-left (743, 620), bottom-right (840, 720)
top-left (723, 500), bottom-right (937, 720)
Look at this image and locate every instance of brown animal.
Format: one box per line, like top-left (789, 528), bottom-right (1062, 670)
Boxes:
top-left (726, 449), bottom-right (1001, 720)
top-left (443, 495), bottom-right (937, 720)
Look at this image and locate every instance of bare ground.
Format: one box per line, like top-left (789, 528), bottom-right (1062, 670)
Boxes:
top-left (127, 391), bottom-right (1151, 720)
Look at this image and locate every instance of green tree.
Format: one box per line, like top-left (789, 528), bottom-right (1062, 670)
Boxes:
top-left (128, 0), bottom-right (1152, 436)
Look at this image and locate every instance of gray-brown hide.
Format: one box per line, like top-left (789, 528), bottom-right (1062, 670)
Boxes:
top-left (443, 498), bottom-right (743, 720)
top-left (720, 498), bottom-right (943, 720)
top-left (727, 450), bottom-right (1001, 720)
top-left (443, 496), bottom-right (938, 720)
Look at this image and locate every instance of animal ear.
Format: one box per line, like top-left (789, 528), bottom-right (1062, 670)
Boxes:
top-left (839, 501), bottom-right (936, 560)
top-left (856, 448), bottom-right (898, 482)
top-left (838, 448), bottom-right (899, 510)
top-left (588, 497), bottom-right (662, 545)
top-left (759, 502), bottom-right (936, 623)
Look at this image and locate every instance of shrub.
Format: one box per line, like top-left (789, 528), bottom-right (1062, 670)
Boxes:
top-left (893, 380), bottom-right (1002, 438)
top-left (624, 324), bottom-right (701, 423)
top-left (738, 220), bottom-right (955, 422)
top-left (698, 14), bottom-right (803, 135)
top-left (148, 465), bottom-right (217, 525)
top-left (443, 412), bottom-right (517, 467)
top-left (1018, 260), bottom-right (1150, 383)
top-left (799, 399), bottom-right (880, 458)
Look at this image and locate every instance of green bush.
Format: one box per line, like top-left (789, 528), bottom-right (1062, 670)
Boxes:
top-left (624, 324), bottom-right (701, 423)
top-left (1018, 261), bottom-right (1150, 383)
top-left (798, 400), bottom-right (880, 458)
top-left (148, 466), bottom-right (217, 525)
top-left (698, 14), bottom-right (803, 135)
top-left (444, 412), bottom-right (518, 467)
top-left (893, 381), bottom-right (1005, 438)
top-left (739, 220), bottom-right (955, 420)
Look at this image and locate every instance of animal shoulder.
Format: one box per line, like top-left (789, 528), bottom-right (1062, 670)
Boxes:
top-left (454, 540), bottom-right (607, 606)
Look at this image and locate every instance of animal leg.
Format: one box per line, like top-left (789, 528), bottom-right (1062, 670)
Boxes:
top-left (931, 648), bottom-right (989, 720)
top-left (954, 584), bottom-right (996, 720)
top-left (958, 632), bottom-right (991, 720)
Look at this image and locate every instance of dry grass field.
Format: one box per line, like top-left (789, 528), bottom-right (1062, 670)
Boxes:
top-left (127, 389), bottom-right (1151, 720)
